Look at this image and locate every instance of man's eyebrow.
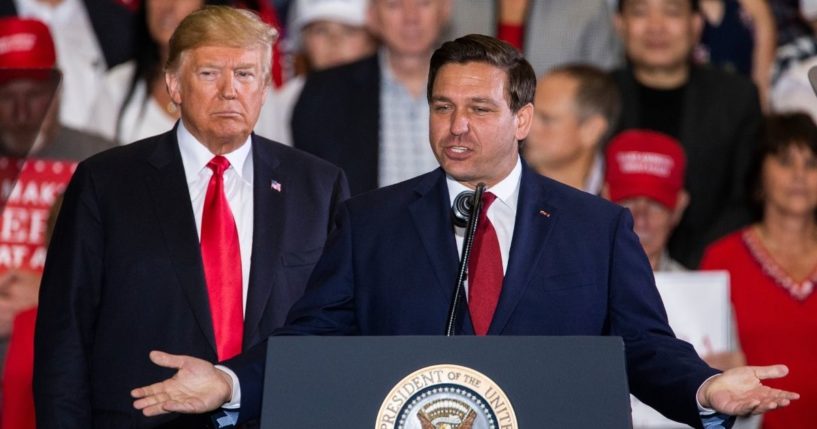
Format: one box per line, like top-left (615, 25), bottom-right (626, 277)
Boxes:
top-left (469, 97), bottom-right (499, 105)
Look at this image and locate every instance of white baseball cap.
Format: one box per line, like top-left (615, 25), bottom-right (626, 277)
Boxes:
top-left (291, 0), bottom-right (368, 33)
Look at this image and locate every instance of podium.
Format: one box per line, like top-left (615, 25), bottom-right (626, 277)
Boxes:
top-left (262, 336), bottom-right (632, 428)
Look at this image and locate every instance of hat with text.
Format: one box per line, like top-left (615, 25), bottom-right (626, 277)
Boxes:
top-left (0, 17), bottom-right (57, 84)
top-left (605, 130), bottom-right (686, 209)
top-left (0, 17), bottom-right (56, 69)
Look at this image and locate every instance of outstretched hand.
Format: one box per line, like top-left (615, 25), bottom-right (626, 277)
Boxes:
top-left (131, 351), bottom-right (233, 417)
top-left (698, 365), bottom-right (799, 415)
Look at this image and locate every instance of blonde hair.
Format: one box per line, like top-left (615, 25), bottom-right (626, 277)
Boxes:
top-left (166, 6), bottom-right (277, 81)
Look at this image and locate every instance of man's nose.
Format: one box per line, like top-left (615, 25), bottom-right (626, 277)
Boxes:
top-left (12, 96), bottom-right (32, 123)
top-left (450, 110), bottom-right (469, 135)
top-left (645, 10), bottom-right (666, 33)
top-left (219, 73), bottom-right (237, 99)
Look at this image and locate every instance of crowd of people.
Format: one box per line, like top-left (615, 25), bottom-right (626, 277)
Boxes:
top-left (0, 0), bottom-right (815, 428)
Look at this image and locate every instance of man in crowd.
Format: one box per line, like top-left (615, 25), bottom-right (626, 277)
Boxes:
top-left (132, 35), bottom-right (797, 429)
top-left (0, 15), bottom-right (115, 368)
top-left (523, 64), bottom-right (619, 194)
top-left (0, 0), bottom-right (138, 129)
top-left (603, 130), bottom-right (689, 271)
top-left (292, 0), bottom-right (451, 194)
top-left (33, 6), bottom-right (348, 428)
top-left (0, 18), bottom-right (116, 427)
top-left (612, 0), bottom-right (762, 267)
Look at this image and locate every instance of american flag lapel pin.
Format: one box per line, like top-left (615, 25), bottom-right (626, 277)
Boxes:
top-left (538, 209), bottom-right (551, 218)
top-left (270, 179), bottom-right (282, 192)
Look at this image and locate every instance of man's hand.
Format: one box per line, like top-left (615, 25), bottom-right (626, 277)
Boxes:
top-left (0, 270), bottom-right (41, 337)
top-left (698, 365), bottom-right (799, 415)
top-left (131, 351), bottom-right (233, 416)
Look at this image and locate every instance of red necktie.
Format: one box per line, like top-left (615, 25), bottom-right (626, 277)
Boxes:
top-left (201, 156), bottom-right (243, 360)
top-left (468, 192), bottom-right (503, 335)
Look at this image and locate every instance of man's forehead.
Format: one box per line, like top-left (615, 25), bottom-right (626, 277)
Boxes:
top-left (0, 77), bottom-right (55, 93)
top-left (433, 62), bottom-right (507, 88)
top-left (538, 73), bottom-right (578, 96)
top-left (620, 0), bottom-right (693, 10)
top-left (621, 196), bottom-right (672, 210)
top-left (183, 45), bottom-right (263, 64)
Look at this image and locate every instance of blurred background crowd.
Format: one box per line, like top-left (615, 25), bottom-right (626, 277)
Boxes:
top-left (0, 0), bottom-right (816, 427)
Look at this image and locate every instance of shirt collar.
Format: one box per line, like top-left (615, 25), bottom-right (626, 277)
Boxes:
top-left (16, 0), bottom-right (78, 17)
top-left (379, 48), bottom-right (399, 89)
top-left (446, 156), bottom-right (522, 212)
top-left (379, 48), bottom-right (426, 102)
top-left (583, 152), bottom-right (604, 195)
top-left (176, 119), bottom-right (253, 185)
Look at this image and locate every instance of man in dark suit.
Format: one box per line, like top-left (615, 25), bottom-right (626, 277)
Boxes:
top-left (292, 0), bottom-right (451, 195)
top-left (612, 0), bottom-right (762, 268)
top-left (132, 35), bottom-right (797, 428)
top-left (33, 6), bottom-right (348, 428)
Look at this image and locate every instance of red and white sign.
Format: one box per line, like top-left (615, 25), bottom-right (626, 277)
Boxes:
top-left (0, 157), bottom-right (76, 273)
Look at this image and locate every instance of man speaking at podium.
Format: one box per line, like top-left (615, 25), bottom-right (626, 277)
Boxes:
top-left (132, 35), bottom-right (798, 428)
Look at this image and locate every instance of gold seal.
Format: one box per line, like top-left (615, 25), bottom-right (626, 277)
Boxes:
top-left (375, 364), bottom-right (518, 429)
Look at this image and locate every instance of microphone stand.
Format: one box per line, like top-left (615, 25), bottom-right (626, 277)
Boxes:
top-left (445, 183), bottom-right (486, 336)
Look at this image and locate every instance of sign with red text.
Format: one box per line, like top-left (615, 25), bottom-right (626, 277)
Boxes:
top-left (0, 157), bottom-right (76, 273)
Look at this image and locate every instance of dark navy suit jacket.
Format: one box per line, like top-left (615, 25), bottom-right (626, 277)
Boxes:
top-left (227, 163), bottom-right (718, 428)
top-left (33, 128), bottom-right (349, 428)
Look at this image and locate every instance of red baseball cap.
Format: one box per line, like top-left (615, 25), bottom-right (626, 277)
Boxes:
top-left (605, 130), bottom-right (686, 209)
top-left (0, 17), bottom-right (57, 83)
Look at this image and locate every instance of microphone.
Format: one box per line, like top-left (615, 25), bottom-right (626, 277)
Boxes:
top-left (445, 183), bottom-right (486, 336)
top-left (451, 189), bottom-right (476, 228)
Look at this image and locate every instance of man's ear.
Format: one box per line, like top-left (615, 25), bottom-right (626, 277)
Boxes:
top-left (579, 114), bottom-right (608, 150)
top-left (166, 71), bottom-right (182, 105)
top-left (366, 2), bottom-right (381, 36)
top-left (690, 10), bottom-right (704, 44)
top-left (672, 190), bottom-right (690, 225)
top-left (613, 13), bottom-right (626, 41)
top-left (514, 103), bottom-right (534, 141)
top-left (439, 0), bottom-right (453, 25)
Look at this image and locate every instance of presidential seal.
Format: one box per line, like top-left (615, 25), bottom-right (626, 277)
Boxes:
top-left (375, 364), bottom-right (518, 429)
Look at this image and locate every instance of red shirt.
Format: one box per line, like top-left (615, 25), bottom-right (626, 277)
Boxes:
top-left (701, 228), bottom-right (817, 428)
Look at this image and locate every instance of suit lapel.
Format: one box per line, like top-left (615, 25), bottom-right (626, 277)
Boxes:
top-left (243, 137), bottom-right (286, 347)
top-left (144, 129), bottom-right (217, 355)
top-left (489, 165), bottom-right (558, 334)
top-left (408, 170), bottom-right (461, 315)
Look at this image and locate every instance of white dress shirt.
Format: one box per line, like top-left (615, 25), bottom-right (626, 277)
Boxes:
top-left (176, 120), bottom-right (254, 312)
top-left (447, 157), bottom-right (522, 278)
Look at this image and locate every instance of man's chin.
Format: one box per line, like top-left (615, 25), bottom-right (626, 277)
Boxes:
top-left (0, 133), bottom-right (38, 157)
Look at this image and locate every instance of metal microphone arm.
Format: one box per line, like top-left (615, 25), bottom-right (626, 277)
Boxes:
top-left (445, 182), bottom-right (486, 336)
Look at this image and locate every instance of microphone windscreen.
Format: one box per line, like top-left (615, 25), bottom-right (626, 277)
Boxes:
top-left (452, 191), bottom-right (474, 228)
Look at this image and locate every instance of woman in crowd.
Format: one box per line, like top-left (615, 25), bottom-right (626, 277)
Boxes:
top-left (697, 0), bottom-right (776, 110)
top-left (700, 112), bottom-right (817, 428)
top-left (86, 0), bottom-right (228, 144)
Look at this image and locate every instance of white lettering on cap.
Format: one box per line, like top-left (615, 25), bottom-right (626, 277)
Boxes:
top-left (0, 33), bottom-right (37, 56)
top-left (617, 151), bottom-right (674, 177)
